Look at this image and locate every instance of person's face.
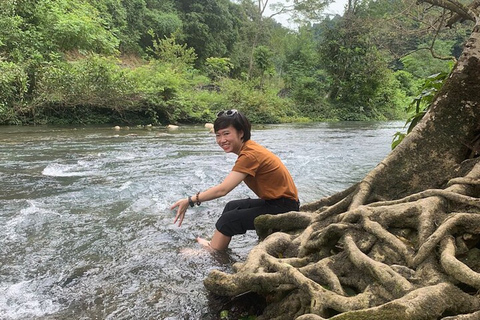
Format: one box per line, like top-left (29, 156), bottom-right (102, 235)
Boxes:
top-left (215, 125), bottom-right (244, 154)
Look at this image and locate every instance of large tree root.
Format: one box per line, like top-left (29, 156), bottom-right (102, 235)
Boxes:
top-left (204, 161), bottom-right (480, 319)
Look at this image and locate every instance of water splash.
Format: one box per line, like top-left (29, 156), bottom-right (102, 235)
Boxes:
top-left (0, 280), bottom-right (60, 319)
top-left (42, 161), bottom-right (100, 177)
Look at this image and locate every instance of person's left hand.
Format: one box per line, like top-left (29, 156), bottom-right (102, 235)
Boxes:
top-left (170, 198), bottom-right (189, 227)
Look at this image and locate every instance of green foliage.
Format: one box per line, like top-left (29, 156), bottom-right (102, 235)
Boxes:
top-left (149, 32), bottom-right (197, 71)
top-left (129, 61), bottom-right (192, 123)
top-left (0, 61), bottom-right (27, 104)
top-left (218, 78), bottom-right (297, 123)
top-left (290, 0), bottom-right (332, 20)
top-left (205, 57), bottom-right (234, 81)
top-left (369, 70), bottom-right (409, 120)
top-left (175, 0), bottom-right (241, 65)
top-left (226, 1), bottom-right (265, 77)
top-left (253, 45), bottom-right (275, 86)
top-left (394, 70), bottom-right (422, 97)
top-left (0, 61), bottom-right (28, 124)
top-left (0, 3), bottom-right (42, 63)
top-left (291, 73), bottom-right (328, 104)
top-left (392, 71), bottom-right (449, 149)
top-left (400, 40), bottom-right (456, 78)
top-left (0, 3), bottom-right (22, 52)
top-left (253, 46), bottom-right (274, 74)
top-left (32, 52), bottom-right (206, 125)
top-left (0, 0), bottom-right (471, 126)
top-left (317, 14), bottom-right (404, 120)
top-left (91, 0), bottom-right (183, 54)
top-left (142, 12), bottom-right (182, 46)
top-left (282, 26), bottom-right (330, 118)
top-left (36, 0), bottom-right (119, 54)
top-left (32, 55), bottom-right (136, 123)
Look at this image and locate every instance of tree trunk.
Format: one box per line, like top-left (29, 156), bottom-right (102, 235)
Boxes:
top-left (204, 19), bottom-right (480, 320)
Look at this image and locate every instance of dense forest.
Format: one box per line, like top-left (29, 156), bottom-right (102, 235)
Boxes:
top-left (0, 0), bottom-right (472, 125)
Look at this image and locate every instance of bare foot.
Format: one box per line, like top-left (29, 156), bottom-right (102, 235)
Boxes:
top-left (178, 238), bottom-right (213, 256)
top-left (196, 237), bottom-right (211, 248)
top-left (196, 237), bottom-right (233, 263)
top-left (179, 247), bottom-right (206, 257)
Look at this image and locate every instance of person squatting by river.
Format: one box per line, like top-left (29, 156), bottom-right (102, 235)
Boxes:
top-left (170, 109), bottom-right (300, 250)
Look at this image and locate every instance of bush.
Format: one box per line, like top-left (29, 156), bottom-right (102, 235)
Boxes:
top-left (217, 78), bottom-right (296, 123)
top-left (37, 0), bottom-right (119, 54)
top-left (0, 61), bottom-right (28, 124)
top-left (36, 55), bottom-right (135, 106)
top-left (30, 55), bottom-right (139, 124)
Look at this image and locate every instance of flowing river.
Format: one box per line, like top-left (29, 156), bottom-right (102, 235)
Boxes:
top-left (0, 121), bottom-right (403, 319)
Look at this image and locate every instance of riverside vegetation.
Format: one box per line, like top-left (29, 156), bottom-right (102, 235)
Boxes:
top-left (0, 0), bottom-right (469, 126)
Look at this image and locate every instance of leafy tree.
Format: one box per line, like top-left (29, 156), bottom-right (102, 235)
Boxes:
top-left (400, 40), bottom-right (456, 78)
top-left (226, 1), bottom-right (266, 78)
top-left (269, 0), bottom-right (332, 22)
top-left (88, 0), bottom-right (130, 51)
top-left (174, 0), bottom-right (240, 66)
top-left (205, 57), bottom-right (234, 81)
top-left (282, 25), bottom-right (328, 115)
top-left (140, 11), bottom-right (182, 49)
top-left (0, 61), bottom-right (28, 124)
top-left (318, 14), bottom-right (399, 119)
top-left (0, 0), bottom-right (48, 63)
top-left (229, 1), bottom-right (289, 78)
top-left (131, 34), bottom-right (203, 124)
top-left (360, 0), bottom-right (470, 73)
top-left (113, 0), bottom-right (182, 54)
top-left (253, 45), bottom-right (274, 87)
top-left (149, 33), bottom-right (197, 72)
top-left (36, 0), bottom-right (119, 54)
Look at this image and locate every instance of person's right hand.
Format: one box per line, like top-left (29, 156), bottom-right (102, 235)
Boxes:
top-left (170, 198), bottom-right (189, 227)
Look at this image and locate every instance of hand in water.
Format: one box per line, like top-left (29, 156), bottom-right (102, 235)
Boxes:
top-left (170, 198), bottom-right (189, 226)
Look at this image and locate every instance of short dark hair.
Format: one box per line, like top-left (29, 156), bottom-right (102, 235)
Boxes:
top-left (214, 110), bottom-right (251, 141)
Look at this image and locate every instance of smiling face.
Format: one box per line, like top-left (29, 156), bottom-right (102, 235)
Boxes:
top-left (215, 125), bottom-right (244, 154)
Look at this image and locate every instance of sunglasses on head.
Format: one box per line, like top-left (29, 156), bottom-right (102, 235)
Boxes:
top-left (216, 109), bottom-right (238, 118)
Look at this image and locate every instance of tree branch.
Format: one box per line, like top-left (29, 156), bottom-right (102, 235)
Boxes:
top-left (446, 0), bottom-right (480, 26)
top-left (418, 0), bottom-right (477, 22)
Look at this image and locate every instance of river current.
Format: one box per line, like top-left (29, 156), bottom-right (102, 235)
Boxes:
top-left (0, 121), bottom-right (403, 319)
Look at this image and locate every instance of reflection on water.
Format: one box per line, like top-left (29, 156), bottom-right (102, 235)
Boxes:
top-left (0, 122), bottom-right (402, 319)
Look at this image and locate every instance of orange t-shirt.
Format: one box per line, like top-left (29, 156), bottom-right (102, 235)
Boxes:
top-left (232, 140), bottom-right (298, 201)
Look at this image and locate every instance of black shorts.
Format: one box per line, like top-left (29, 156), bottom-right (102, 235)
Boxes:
top-left (215, 198), bottom-right (300, 237)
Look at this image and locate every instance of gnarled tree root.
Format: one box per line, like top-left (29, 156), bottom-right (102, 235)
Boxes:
top-left (297, 283), bottom-right (480, 320)
top-left (205, 162), bottom-right (480, 319)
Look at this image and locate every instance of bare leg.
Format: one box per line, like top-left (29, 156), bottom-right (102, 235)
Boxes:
top-left (197, 230), bottom-right (231, 251)
top-left (210, 230), bottom-right (231, 250)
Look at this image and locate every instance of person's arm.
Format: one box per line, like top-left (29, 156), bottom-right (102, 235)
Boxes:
top-left (170, 171), bottom-right (247, 227)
